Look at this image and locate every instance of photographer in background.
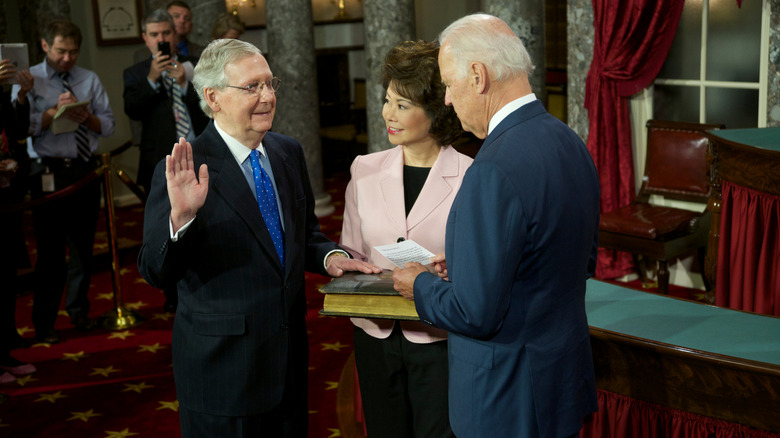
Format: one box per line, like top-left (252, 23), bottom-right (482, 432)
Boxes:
top-left (1, 56), bottom-right (36, 384)
top-left (123, 9), bottom-right (208, 313)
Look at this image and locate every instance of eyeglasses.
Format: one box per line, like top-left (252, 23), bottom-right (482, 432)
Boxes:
top-left (225, 77), bottom-right (282, 96)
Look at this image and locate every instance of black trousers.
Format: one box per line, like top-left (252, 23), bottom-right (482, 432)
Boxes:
top-left (353, 324), bottom-right (454, 438)
top-left (29, 158), bottom-right (100, 334)
top-left (0, 170), bottom-right (30, 355)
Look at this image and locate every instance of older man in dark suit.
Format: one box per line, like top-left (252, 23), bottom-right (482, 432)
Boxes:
top-left (393, 14), bottom-right (600, 438)
top-left (137, 38), bottom-right (380, 437)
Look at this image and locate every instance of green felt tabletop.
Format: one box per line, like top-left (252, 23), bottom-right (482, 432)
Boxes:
top-left (585, 279), bottom-right (780, 366)
top-left (707, 126), bottom-right (780, 152)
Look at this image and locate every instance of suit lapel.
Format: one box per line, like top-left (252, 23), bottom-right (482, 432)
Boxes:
top-left (378, 147), bottom-right (409, 238)
top-left (201, 124), bottom-right (284, 274)
top-left (406, 146), bottom-right (458, 231)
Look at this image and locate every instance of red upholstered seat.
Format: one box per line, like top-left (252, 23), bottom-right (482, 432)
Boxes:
top-left (599, 204), bottom-right (703, 239)
top-left (598, 120), bottom-right (725, 294)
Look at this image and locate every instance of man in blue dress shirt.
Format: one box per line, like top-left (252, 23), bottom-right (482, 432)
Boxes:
top-left (24, 19), bottom-right (114, 343)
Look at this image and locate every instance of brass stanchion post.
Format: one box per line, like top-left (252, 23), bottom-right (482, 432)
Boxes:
top-left (98, 152), bottom-right (144, 330)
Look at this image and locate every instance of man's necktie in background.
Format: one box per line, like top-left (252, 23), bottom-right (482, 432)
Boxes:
top-left (58, 71), bottom-right (91, 162)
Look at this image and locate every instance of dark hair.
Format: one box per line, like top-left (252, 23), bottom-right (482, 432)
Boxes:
top-left (42, 18), bottom-right (82, 47)
top-left (166, 1), bottom-right (192, 11)
top-left (382, 40), bottom-right (462, 146)
top-left (210, 12), bottom-right (246, 41)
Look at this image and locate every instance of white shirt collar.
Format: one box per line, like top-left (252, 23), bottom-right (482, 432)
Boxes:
top-left (488, 93), bottom-right (537, 136)
top-left (214, 121), bottom-right (266, 165)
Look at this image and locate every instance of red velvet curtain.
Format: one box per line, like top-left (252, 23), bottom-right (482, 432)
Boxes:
top-left (715, 181), bottom-right (780, 316)
top-left (580, 389), bottom-right (780, 437)
top-left (585, 0), bottom-right (685, 279)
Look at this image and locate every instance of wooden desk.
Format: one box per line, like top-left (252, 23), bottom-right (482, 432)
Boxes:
top-left (586, 280), bottom-right (780, 432)
top-left (704, 127), bottom-right (780, 310)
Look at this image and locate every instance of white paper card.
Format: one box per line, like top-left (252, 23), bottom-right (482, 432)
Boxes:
top-left (374, 240), bottom-right (435, 269)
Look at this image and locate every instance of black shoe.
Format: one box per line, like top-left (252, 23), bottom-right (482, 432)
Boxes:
top-left (35, 329), bottom-right (60, 344)
top-left (72, 316), bottom-right (96, 332)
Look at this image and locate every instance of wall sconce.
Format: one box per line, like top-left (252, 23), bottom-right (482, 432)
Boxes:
top-left (232, 0), bottom-right (256, 16)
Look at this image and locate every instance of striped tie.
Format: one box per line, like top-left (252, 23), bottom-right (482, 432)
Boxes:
top-left (58, 72), bottom-right (91, 161)
top-left (168, 76), bottom-right (190, 140)
top-left (249, 149), bottom-right (284, 267)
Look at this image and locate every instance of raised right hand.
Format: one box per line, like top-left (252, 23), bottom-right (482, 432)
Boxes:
top-left (166, 137), bottom-right (208, 233)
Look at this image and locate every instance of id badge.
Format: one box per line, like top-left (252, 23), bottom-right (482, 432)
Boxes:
top-left (42, 169), bottom-right (55, 192)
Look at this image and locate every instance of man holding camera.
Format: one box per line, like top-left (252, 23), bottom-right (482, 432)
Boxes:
top-left (123, 9), bottom-right (208, 312)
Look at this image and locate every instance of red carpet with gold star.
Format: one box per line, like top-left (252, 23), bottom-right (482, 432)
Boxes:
top-left (1, 174), bottom-right (356, 438)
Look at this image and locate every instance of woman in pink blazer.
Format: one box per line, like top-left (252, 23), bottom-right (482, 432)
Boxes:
top-left (340, 40), bottom-right (473, 438)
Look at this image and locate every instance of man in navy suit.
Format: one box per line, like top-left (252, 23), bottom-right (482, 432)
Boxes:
top-left (393, 14), bottom-right (600, 438)
top-left (137, 38), bottom-right (380, 437)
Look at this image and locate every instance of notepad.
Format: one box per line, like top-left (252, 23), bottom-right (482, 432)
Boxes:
top-left (51, 100), bottom-right (90, 135)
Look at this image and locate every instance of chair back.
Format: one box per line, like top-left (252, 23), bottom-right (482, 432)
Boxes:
top-left (641, 120), bottom-right (725, 203)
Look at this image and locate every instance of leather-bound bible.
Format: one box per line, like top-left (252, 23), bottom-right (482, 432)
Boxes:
top-left (319, 271), bottom-right (419, 320)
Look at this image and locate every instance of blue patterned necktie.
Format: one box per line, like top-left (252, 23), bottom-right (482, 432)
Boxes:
top-left (58, 72), bottom-right (91, 161)
top-left (249, 149), bottom-right (284, 267)
top-left (167, 75), bottom-right (190, 140)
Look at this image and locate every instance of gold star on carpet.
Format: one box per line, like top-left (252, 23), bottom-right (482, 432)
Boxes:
top-left (67, 408), bottom-right (102, 422)
top-left (58, 310), bottom-right (68, 317)
top-left (137, 343), bottom-right (166, 353)
top-left (15, 326), bottom-right (33, 336)
top-left (133, 277), bottom-right (148, 284)
top-left (62, 351), bottom-right (87, 362)
top-left (123, 381), bottom-right (154, 393)
top-left (328, 428), bottom-right (342, 437)
top-left (32, 341), bottom-right (52, 348)
top-left (152, 312), bottom-right (174, 321)
top-left (97, 292), bottom-right (114, 300)
top-left (104, 427), bottom-right (139, 437)
top-left (35, 390), bottom-right (68, 403)
top-left (324, 381), bottom-right (339, 390)
top-left (94, 242), bottom-right (108, 251)
top-left (321, 341), bottom-right (349, 352)
top-left (119, 267), bottom-right (133, 276)
top-left (107, 330), bottom-right (135, 340)
top-left (13, 374), bottom-right (36, 386)
top-left (156, 400), bottom-right (179, 411)
top-left (309, 409), bottom-right (318, 414)
top-left (91, 365), bottom-right (120, 377)
top-left (124, 301), bottom-right (147, 310)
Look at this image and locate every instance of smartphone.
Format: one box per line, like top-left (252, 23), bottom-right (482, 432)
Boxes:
top-left (157, 41), bottom-right (171, 59)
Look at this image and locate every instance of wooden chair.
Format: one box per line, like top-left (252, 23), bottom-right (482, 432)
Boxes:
top-left (598, 119), bottom-right (725, 294)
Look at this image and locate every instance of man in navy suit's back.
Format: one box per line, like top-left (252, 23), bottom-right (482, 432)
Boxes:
top-left (393, 13), bottom-right (600, 438)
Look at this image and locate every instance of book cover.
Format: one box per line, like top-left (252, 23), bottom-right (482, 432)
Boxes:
top-left (319, 271), bottom-right (419, 320)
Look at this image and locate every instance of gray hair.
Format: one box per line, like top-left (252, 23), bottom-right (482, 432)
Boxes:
top-left (438, 13), bottom-right (534, 81)
top-left (193, 38), bottom-right (264, 117)
top-left (142, 9), bottom-right (174, 33)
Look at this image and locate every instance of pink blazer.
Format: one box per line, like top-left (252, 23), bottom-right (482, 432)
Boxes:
top-left (340, 145), bottom-right (473, 343)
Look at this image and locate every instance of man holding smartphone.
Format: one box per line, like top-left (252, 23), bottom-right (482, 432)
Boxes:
top-left (123, 9), bottom-right (208, 312)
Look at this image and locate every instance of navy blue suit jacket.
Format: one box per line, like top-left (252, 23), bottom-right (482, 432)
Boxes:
top-left (413, 100), bottom-right (600, 437)
top-left (138, 122), bottom-right (340, 416)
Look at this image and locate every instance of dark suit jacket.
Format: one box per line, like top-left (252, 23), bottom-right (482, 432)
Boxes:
top-left (137, 122), bottom-right (341, 416)
top-left (413, 100), bottom-right (600, 437)
top-left (123, 56), bottom-right (209, 192)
